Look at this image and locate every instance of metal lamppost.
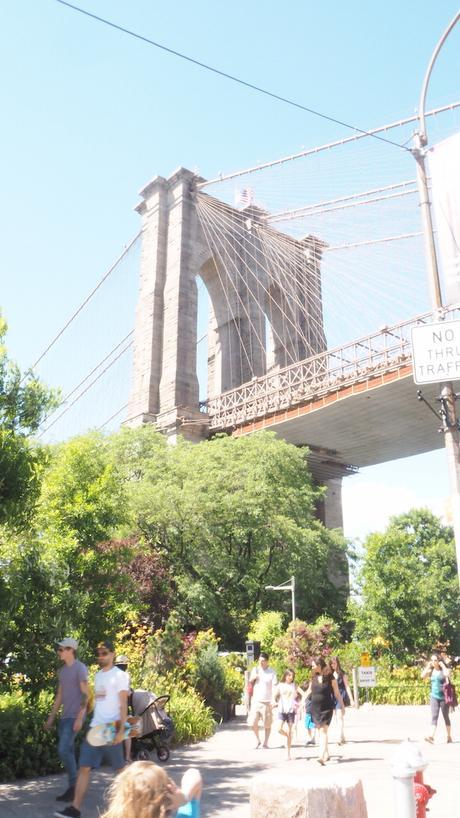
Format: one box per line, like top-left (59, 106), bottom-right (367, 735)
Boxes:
top-left (265, 575), bottom-right (296, 624)
top-left (411, 10), bottom-right (460, 581)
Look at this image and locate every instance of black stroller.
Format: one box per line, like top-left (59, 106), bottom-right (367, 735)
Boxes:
top-left (130, 690), bottom-right (174, 763)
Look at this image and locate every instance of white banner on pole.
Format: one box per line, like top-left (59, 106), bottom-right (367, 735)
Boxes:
top-left (429, 132), bottom-right (460, 305)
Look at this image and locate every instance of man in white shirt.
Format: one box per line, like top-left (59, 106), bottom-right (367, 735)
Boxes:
top-left (248, 652), bottom-right (277, 748)
top-left (54, 640), bottom-right (129, 818)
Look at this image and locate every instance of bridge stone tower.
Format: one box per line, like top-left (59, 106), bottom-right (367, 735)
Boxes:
top-left (126, 167), bottom-right (344, 534)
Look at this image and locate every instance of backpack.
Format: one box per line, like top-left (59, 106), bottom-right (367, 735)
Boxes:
top-left (443, 680), bottom-right (458, 710)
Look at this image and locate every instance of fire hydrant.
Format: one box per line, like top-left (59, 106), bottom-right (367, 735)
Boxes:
top-left (391, 740), bottom-right (428, 818)
top-left (414, 770), bottom-right (436, 817)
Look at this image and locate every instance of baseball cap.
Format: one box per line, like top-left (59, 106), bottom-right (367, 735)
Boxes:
top-left (57, 637), bottom-right (78, 650)
top-left (97, 640), bottom-right (115, 652)
top-left (115, 655), bottom-right (129, 664)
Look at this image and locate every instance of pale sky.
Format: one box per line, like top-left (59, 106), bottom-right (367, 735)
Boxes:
top-left (1, 1), bottom-right (459, 543)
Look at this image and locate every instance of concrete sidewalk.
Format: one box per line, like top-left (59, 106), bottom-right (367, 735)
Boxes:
top-left (0, 704), bottom-right (457, 818)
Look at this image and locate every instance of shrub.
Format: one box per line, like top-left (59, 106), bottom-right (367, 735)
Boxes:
top-left (273, 617), bottom-right (340, 672)
top-left (247, 611), bottom-right (286, 655)
top-left (138, 669), bottom-right (215, 744)
top-left (0, 691), bottom-right (61, 781)
top-left (188, 644), bottom-right (225, 705)
top-left (144, 611), bottom-right (185, 676)
top-left (168, 684), bottom-right (215, 744)
top-left (221, 662), bottom-right (245, 706)
top-left (359, 666), bottom-right (460, 705)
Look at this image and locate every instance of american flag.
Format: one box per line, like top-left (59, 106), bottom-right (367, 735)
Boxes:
top-left (237, 187), bottom-right (254, 207)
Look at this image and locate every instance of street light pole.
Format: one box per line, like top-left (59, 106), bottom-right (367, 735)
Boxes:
top-left (265, 575), bottom-right (296, 626)
top-left (412, 11), bottom-right (460, 584)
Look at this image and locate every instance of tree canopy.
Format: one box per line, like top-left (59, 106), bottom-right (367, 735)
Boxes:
top-left (113, 428), bottom-right (350, 644)
top-left (353, 508), bottom-right (460, 660)
top-left (0, 315), bottom-right (58, 528)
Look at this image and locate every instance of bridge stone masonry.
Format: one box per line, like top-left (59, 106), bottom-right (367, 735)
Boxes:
top-left (125, 165), bottom-right (460, 533)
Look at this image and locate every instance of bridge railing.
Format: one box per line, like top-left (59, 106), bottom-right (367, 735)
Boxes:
top-left (201, 307), bottom-right (460, 430)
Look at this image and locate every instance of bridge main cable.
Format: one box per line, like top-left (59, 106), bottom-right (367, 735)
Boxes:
top-left (197, 101), bottom-right (460, 188)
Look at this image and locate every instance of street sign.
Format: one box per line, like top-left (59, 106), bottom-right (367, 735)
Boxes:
top-left (360, 652), bottom-right (371, 667)
top-left (411, 320), bottom-right (460, 384)
top-left (358, 666), bottom-right (376, 687)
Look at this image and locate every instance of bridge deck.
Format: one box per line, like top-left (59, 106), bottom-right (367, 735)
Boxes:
top-left (203, 308), bottom-right (460, 474)
top-left (233, 364), bottom-right (447, 469)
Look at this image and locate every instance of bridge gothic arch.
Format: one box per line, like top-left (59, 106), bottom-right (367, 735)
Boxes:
top-left (126, 166), bottom-right (327, 444)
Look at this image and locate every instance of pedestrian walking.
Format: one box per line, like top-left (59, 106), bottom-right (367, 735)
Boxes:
top-left (100, 761), bottom-right (202, 818)
top-left (304, 657), bottom-right (344, 765)
top-left (115, 654), bottom-right (131, 762)
top-left (54, 640), bottom-right (130, 818)
top-left (275, 669), bottom-right (301, 760)
top-left (300, 681), bottom-right (316, 746)
top-left (247, 652), bottom-right (277, 749)
top-left (330, 655), bottom-right (355, 745)
top-left (422, 653), bottom-right (453, 744)
top-left (44, 637), bottom-right (89, 804)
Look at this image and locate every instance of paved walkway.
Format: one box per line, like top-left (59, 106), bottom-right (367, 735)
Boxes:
top-left (0, 704), bottom-right (457, 818)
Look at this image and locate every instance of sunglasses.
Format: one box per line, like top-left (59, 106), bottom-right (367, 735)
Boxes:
top-left (96, 650), bottom-right (110, 656)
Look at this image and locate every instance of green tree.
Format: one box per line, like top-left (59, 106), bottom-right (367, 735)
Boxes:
top-left (354, 508), bottom-right (460, 661)
top-left (0, 315), bottom-right (58, 528)
top-left (0, 431), bottom-right (143, 695)
top-left (123, 429), bottom-right (350, 645)
top-left (0, 540), bottom-right (71, 695)
top-left (38, 431), bottom-right (127, 546)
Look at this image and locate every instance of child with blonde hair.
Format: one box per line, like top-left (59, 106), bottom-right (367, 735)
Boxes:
top-left (100, 762), bottom-right (202, 818)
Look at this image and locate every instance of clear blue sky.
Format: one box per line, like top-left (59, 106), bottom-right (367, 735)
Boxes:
top-left (1, 1), bottom-right (459, 539)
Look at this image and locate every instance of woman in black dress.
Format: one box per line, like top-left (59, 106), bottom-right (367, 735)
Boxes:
top-left (331, 656), bottom-right (355, 745)
top-left (304, 657), bottom-right (343, 764)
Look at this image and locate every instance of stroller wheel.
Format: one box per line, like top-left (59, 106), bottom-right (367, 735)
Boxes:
top-left (156, 745), bottom-right (170, 763)
top-left (135, 748), bottom-right (152, 761)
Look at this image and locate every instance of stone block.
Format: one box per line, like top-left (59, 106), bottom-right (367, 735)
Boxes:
top-left (250, 771), bottom-right (368, 818)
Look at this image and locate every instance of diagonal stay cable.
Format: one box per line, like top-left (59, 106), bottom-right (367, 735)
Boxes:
top-left (54, 0), bottom-right (408, 152)
top-left (37, 338), bottom-right (134, 437)
top-left (24, 230), bottom-right (141, 377)
top-left (39, 329), bottom-right (135, 428)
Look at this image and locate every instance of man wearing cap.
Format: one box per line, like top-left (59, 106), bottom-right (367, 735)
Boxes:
top-left (55, 640), bottom-right (129, 818)
top-left (45, 638), bottom-right (89, 804)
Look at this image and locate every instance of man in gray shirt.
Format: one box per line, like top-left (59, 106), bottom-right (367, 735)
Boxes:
top-left (45, 638), bottom-right (89, 803)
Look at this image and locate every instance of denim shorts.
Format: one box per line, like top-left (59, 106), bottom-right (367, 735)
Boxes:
top-left (79, 738), bottom-right (125, 770)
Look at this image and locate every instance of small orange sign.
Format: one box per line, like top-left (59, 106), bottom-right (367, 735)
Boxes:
top-left (360, 652), bottom-right (371, 667)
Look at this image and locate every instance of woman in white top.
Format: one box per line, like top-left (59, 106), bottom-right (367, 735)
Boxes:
top-left (275, 669), bottom-right (301, 760)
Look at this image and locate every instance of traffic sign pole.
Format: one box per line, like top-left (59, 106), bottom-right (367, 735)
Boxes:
top-left (412, 12), bottom-right (460, 586)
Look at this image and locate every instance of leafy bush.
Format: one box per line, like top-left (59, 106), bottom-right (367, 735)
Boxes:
top-left (247, 611), bottom-right (286, 655)
top-left (367, 683), bottom-right (429, 705)
top-left (139, 667), bottom-right (215, 744)
top-left (168, 684), bottom-right (215, 744)
top-left (144, 611), bottom-right (185, 677)
top-left (188, 644), bottom-right (225, 705)
top-left (273, 617), bottom-right (340, 674)
top-left (0, 691), bottom-right (61, 781)
top-left (359, 666), bottom-right (460, 705)
top-left (220, 662), bottom-right (244, 706)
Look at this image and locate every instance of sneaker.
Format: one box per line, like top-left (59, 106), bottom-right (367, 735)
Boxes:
top-left (53, 807), bottom-right (81, 818)
top-left (56, 787), bottom-right (75, 802)
top-left (447, 737), bottom-right (453, 743)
